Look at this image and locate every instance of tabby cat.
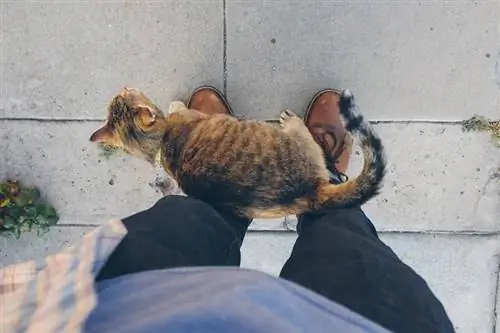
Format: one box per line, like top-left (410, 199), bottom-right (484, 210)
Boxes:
top-left (90, 87), bottom-right (386, 219)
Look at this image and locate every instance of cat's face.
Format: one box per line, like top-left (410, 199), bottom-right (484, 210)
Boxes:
top-left (89, 87), bottom-right (166, 160)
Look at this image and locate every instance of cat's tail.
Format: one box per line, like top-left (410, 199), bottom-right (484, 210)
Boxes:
top-left (311, 89), bottom-right (387, 209)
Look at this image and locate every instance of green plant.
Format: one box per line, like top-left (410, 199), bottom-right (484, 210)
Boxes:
top-left (462, 115), bottom-right (500, 147)
top-left (0, 180), bottom-right (59, 239)
top-left (98, 143), bottom-right (120, 159)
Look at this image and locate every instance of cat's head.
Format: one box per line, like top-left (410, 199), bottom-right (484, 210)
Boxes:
top-left (89, 87), bottom-right (167, 163)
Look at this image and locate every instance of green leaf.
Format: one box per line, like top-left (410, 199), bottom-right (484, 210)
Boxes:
top-left (3, 216), bottom-right (16, 228)
top-left (0, 230), bottom-right (16, 239)
top-left (35, 214), bottom-right (50, 226)
top-left (13, 227), bottom-right (21, 239)
top-left (14, 191), bottom-right (31, 206)
top-left (27, 188), bottom-right (41, 202)
top-left (20, 216), bottom-right (34, 228)
top-left (46, 214), bottom-right (59, 225)
top-left (37, 213), bottom-right (59, 226)
top-left (24, 205), bottom-right (37, 218)
top-left (7, 207), bottom-right (22, 219)
top-left (37, 225), bottom-right (50, 237)
top-left (36, 204), bottom-right (57, 218)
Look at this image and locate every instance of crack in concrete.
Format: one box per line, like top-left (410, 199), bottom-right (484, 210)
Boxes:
top-left (222, 0), bottom-right (228, 95)
top-left (53, 223), bottom-right (500, 236)
top-left (0, 117), bottom-right (472, 124)
top-left (492, 257), bottom-right (500, 333)
top-left (472, 168), bottom-right (500, 227)
top-left (495, 58), bottom-right (500, 90)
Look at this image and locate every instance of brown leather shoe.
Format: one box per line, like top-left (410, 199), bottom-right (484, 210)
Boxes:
top-left (187, 86), bottom-right (234, 116)
top-left (304, 89), bottom-right (353, 176)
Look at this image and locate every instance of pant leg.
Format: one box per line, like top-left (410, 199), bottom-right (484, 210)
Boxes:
top-left (279, 208), bottom-right (455, 333)
top-left (96, 195), bottom-right (251, 282)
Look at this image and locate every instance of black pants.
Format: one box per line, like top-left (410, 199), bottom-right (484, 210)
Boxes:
top-left (96, 195), bottom-right (454, 333)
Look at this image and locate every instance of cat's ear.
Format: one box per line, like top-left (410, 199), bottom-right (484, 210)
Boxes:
top-left (137, 106), bottom-right (157, 127)
top-left (89, 125), bottom-right (117, 145)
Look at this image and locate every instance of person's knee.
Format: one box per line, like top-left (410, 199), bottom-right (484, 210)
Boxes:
top-left (152, 195), bottom-right (214, 213)
top-left (123, 195), bottom-right (223, 232)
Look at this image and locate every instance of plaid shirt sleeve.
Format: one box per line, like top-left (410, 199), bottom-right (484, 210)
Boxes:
top-left (0, 219), bottom-right (127, 333)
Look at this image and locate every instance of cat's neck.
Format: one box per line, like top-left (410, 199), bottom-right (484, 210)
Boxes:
top-left (139, 119), bottom-right (169, 166)
top-left (142, 140), bottom-right (163, 166)
top-left (136, 132), bottom-right (164, 166)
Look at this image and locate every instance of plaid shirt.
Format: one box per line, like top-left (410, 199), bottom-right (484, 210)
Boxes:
top-left (0, 220), bottom-right (127, 333)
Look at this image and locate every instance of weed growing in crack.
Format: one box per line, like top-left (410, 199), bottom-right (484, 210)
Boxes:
top-left (462, 115), bottom-right (500, 147)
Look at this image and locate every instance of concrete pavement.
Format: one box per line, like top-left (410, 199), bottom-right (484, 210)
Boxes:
top-left (1, 1), bottom-right (499, 332)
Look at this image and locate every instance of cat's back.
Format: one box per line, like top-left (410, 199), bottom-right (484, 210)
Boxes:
top-left (177, 115), bottom-right (327, 208)
top-left (185, 115), bottom-right (299, 169)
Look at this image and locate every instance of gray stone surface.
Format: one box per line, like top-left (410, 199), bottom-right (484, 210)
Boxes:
top-left (241, 232), bottom-right (500, 333)
top-left (256, 123), bottom-right (500, 232)
top-left (0, 226), bottom-right (94, 267)
top-left (226, 0), bottom-right (499, 120)
top-left (383, 234), bottom-right (499, 333)
top-left (2, 121), bottom-right (162, 223)
top-left (0, 0), bottom-right (223, 119)
top-left (3, 121), bottom-right (498, 232)
top-left (1, 1), bottom-right (499, 329)
top-left (340, 123), bottom-right (499, 232)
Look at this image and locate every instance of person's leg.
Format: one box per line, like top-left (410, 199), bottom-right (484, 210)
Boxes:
top-left (96, 195), bottom-right (251, 282)
top-left (279, 90), bottom-right (454, 333)
top-left (97, 87), bottom-right (252, 282)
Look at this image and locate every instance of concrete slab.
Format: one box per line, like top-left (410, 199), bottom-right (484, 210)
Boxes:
top-left (226, 0), bottom-right (499, 120)
top-left (2, 121), bottom-right (498, 231)
top-left (338, 123), bottom-right (499, 232)
top-left (0, 0), bottom-right (223, 119)
top-left (2, 120), bottom-right (163, 223)
top-left (241, 232), bottom-right (500, 333)
top-left (0, 226), bottom-right (94, 267)
top-left (382, 234), bottom-right (499, 333)
top-left (256, 123), bottom-right (500, 232)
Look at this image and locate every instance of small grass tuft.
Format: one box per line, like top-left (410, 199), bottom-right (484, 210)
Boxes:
top-left (97, 143), bottom-right (120, 159)
top-left (462, 115), bottom-right (500, 147)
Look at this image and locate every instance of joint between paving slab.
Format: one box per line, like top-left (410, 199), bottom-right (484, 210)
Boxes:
top-left (0, 117), bottom-right (105, 122)
top-left (222, 0), bottom-right (227, 95)
top-left (0, 117), bottom-right (468, 125)
top-left (246, 229), bottom-right (500, 236)
top-left (493, 262), bottom-right (500, 333)
top-left (55, 223), bottom-right (500, 237)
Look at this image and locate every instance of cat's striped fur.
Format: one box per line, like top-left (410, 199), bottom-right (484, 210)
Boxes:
top-left (90, 88), bottom-right (386, 219)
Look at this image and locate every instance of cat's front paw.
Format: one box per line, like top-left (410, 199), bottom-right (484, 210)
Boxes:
top-left (280, 109), bottom-right (300, 128)
top-left (168, 101), bottom-right (187, 114)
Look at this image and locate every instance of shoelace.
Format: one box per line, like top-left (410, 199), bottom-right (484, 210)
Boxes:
top-left (312, 126), bottom-right (349, 183)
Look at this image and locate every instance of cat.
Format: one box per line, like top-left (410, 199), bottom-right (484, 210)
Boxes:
top-left (90, 87), bottom-right (386, 219)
